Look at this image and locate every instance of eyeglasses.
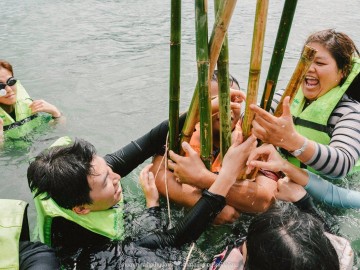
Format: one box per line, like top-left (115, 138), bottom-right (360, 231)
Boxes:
top-left (0, 77), bottom-right (17, 97)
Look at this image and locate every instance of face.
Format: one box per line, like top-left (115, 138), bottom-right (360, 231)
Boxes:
top-left (86, 155), bottom-right (122, 211)
top-left (302, 42), bottom-right (344, 100)
top-left (210, 81), bottom-right (241, 134)
top-left (0, 67), bottom-right (17, 105)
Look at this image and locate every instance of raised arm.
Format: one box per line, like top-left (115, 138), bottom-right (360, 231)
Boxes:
top-left (104, 113), bottom-right (186, 176)
top-left (136, 135), bottom-right (257, 249)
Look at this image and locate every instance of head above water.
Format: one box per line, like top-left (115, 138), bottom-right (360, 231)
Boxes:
top-left (27, 139), bottom-right (122, 213)
top-left (245, 203), bottom-right (339, 270)
top-left (0, 60), bottom-right (17, 105)
top-left (301, 29), bottom-right (360, 101)
top-left (304, 29), bottom-right (359, 81)
top-left (211, 70), bottom-right (241, 133)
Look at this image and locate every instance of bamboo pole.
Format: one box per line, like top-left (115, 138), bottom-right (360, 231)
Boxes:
top-left (168, 0), bottom-right (181, 153)
top-left (195, 0), bottom-right (212, 170)
top-left (214, 0), bottom-right (231, 160)
top-left (241, 0), bottom-right (269, 139)
top-left (180, 0), bottom-right (237, 151)
top-left (260, 0), bottom-right (298, 111)
top-left (274, 45), bottom-right (317, 116)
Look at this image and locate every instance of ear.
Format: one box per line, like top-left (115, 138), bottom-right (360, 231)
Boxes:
top-left (72, 205), bottom-right (91, 215)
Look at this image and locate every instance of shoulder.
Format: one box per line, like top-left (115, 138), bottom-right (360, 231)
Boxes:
top-left (333, 94), bottom-right (360, 116)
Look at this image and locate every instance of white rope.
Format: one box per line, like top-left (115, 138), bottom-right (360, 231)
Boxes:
top-left (182, 242), bottom-right (195, 270)
top-left (153, 132), bottom-right (172, 227)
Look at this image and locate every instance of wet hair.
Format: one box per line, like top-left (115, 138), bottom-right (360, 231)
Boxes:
top-left (0, 60), bottom-right (14, 76)
top-left (305, 29), bottom-right (359, 82)
top-left (245, 203), bottom-right (339, 270)
top-left (27, 139), bottom-right (96, 210)
top-left (211, 70), bottom-right (240, 90)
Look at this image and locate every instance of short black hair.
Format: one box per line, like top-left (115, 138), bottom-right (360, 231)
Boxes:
top-left (27, 139), bottom-right (96, 209)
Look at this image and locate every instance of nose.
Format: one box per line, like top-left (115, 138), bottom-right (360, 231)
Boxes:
top-left (308, 62), bottom-right (316, 72)
top-left (112, 172), bottom-right (121, 186)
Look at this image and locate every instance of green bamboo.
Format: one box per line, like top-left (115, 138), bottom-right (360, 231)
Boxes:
top-left (274, 45), bottom-right (317, 116)
top-left (260, 0), bottom-right (298, 111)
top-left (214, 0), bottom-right (231, 160)
top-left (195, 0), bottom-right (212, 170)
top-left (181, 0), bottom-right (237, 151)
top-left (242, 0), bottom-right (269, 139)
top-left (168, 0), bottom-right (182, 153)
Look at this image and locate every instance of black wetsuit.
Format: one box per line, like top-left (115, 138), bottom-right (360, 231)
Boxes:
top-left (52, 115), bottom-right (226, 269)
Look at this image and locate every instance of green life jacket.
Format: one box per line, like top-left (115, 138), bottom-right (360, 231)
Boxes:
top-left (288, 58), bottom-right (360, 176)
top-left (34, 136), bottom-right (125, 247)
top-left (0, 199), bottom-right (28, 270)
top-left (0, 81), bottom-right (51, 140)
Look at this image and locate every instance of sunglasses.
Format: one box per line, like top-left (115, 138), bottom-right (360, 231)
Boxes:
top-left (0, 77), bottom-right (17, 97)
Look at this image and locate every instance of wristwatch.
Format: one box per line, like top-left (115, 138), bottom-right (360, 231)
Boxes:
top-left (289, 138), bottom-right (308, 157)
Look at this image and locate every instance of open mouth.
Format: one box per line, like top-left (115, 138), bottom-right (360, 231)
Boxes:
top-left (304, 76), bottom-right (319, 87)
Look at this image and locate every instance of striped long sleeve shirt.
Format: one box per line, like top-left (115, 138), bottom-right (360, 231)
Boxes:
top-left (271, 90), bottom-right (360, 179)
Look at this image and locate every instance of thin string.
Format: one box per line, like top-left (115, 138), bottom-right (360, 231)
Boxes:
top-left (182, 242), bottom-right (195, 270)
top-left (153, 132), bottom-right (172, 228)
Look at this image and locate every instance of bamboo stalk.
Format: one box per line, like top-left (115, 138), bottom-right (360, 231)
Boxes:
top-left (241, 0), bottom-right (269, 139)
top-left (274, 45), bottom-right (317, 116)
top-left (260, 0), bottom-right (298, 111)
top-left (168, 0), bottom-right (181, 153)
top-left (195, 0), bottom-right (212, 170)
top-left (214, 0), bottom-right (231, 160)
top-left (181, 0), bottom-right (237, 151)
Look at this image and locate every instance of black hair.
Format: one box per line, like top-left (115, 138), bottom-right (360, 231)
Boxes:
top-left (27, 139), bottom-right (96, 209)
top-left (245, 203), bottom-right (339, 270)
top-left (211, 70), bottom-right (240, 90)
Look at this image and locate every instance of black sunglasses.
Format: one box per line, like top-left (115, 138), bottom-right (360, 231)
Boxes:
top-left (0, 77), bottom-right (17, 90)
top-left (0, 77), bottom-right (17, 96)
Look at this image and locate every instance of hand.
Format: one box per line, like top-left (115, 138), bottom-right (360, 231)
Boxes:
top-left (220, 133), bottom-right (256, 178)
top-left (168, 142), bottom-right (210, 188)
top-left (211, 89), bottom-right (246, 116)
top-left (213, 205), bottom-right (241, 225)
top-left (246, 143), bottom-right (286, 174)
top-left (139, 164), bottom-right (160, 208)
top-left (276, 177), bottom-right (307, 203)
top-left (29, 99), bottom-right (61, 118)
top-left (250, 96), bottom-right (301, 150)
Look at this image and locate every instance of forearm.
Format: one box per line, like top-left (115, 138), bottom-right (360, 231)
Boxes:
top-left (281, 160), bottom-right (309, 186)
top-left (135, 190), bottom-right (225, 249)
top-left (305, 171), bottom-right (360, 209)
top-left (226, 176), bottom-right (276, 213)
top-left (105, 114), bottom-right (186, 176)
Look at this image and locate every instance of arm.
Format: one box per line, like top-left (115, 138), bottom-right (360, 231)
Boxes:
top-left (19, 241), bottom-right (60, 270)
top-left (136, 135), bottom-right (257, 249)
top-left (168, 142), bottom-right (276, 212)
top-left (250, 95), bottom-right (360, 178)
top-left (248, 144), bottom-right (360, 209)
top-left (305, 171), bottom-right (360, 209)
top-left (104, 113), bottom-right (186, 176)
top-left (151, 154), bottom-right (240, 224)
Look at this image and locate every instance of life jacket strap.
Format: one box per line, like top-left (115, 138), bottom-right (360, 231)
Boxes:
top-left (292, 116), bottom-right (333, 136)
top-left (3, 114), bottom-right (39, 131)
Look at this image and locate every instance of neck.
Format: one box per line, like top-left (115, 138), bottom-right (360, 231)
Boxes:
top-left (0, 104), bottom-right (14, 114)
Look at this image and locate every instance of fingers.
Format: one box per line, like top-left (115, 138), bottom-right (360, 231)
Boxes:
top-left (282, 96), bottom-right (291, 117)
top-left (230, 89), bottom-right (246, 103)
top-left (250, 104), bottom-right (276, 123)
top-left (139, 164), bottom-right (153, 186)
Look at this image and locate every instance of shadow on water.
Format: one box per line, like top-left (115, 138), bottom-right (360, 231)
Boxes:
top-left (1, 0), bottom-right (360, 268)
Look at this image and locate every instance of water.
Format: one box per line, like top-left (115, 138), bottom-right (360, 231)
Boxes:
top-left (1, 0), bottom-right (360, 267)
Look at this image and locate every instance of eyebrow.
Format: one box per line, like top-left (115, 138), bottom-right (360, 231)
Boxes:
top-left (101, 170), bottom-right (109, 188)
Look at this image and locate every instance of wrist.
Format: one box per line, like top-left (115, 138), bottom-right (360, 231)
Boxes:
top-left (146, 199), bottom-right (159, 208)
top-left (52, 111), bottom-right (62, 119)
